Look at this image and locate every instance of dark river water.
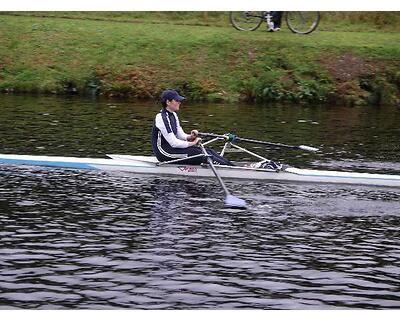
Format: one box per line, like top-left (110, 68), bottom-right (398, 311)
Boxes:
top-left (0, 95), bottom-right (399, 309)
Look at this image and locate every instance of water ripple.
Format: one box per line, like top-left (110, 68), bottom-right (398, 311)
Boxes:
top-left (1, 166), bottom-right (399, 309)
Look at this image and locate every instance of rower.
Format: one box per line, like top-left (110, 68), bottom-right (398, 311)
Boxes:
top-left (151, 89), bottom-right (233, 166)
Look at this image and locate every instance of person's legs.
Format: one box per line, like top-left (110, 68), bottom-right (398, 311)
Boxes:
top-left (205, 148), bottom-right (234, 166)
top-left (268, 11), bottom-right (283, 31)
top-left (154, 145), bottom-right (203, 165)
top-left (156, 146), bottom-right (233, 166)
top-left (179, 146), bottom-right (233, 166)
top-left (271, 11), bottom-right (283, 28)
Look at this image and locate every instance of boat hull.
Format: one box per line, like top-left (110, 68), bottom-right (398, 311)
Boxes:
top-left (0, 153), bottom-right (400, 188)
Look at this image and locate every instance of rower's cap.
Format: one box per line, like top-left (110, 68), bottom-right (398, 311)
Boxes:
top-left (160, 89), bottom-right (186, 103)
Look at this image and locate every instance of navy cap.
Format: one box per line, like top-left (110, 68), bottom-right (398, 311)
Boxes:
top-left (160, 89), bottom-right (186, 103)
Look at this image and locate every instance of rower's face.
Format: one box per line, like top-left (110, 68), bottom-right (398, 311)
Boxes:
top-left (167, 99), bottom-right (181, 112)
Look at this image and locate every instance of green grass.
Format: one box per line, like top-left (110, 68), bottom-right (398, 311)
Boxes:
top-left (0, 13), bottom-right (399, 105)
top-left (4, 11), bottom-right (400, 32)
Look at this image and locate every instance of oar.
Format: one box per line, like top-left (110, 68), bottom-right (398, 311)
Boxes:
top-left (198, 143), bottom-right (247, 209)
top-left (199, 132), bottom-right (319, 152)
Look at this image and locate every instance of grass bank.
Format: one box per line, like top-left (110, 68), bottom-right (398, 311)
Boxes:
top-left (0, 13), bottom-right (400, 106)
top-left (4, 11), bottom-right (400, 32)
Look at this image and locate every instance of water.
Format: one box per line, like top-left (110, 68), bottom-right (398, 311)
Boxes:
top-left (0, 95), bottom-right (399, 309)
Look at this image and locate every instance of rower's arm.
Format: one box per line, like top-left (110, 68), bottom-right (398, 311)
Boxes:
top-left (155, 114), bottom-right (190, 148)
top-left (174, 113), bottom-right (191, 141)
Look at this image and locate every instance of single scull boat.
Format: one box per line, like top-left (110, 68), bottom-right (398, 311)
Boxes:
top-left (3, 132), bottom-right (398, 209)
top-left (0, 133), bottom-right (399, 189)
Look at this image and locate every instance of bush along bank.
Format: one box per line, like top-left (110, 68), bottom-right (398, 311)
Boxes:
top-left (93, 54), bottom-right (400, 107)
top-left (234, 52), bottom-right (400, 107)
top-left (2, 49), bottom-right (399, 107)
top-left (2, 54), bottom-right (398, 107)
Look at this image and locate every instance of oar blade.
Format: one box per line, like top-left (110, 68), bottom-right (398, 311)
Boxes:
top-left (225, 195), bottom-right (247, 209)
top-left (298, 145), bottom-right (319, 152)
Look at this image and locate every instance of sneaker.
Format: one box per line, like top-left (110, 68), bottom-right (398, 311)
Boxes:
top-left (260, 160), bottom-right (282, 171)
top-left (249, 160), bottom-right (282, 170)
top-left (273, 27), bottom-right (281, 32)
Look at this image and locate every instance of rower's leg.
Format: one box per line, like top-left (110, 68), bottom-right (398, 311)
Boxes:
top-left (205, 148), bottom-right (234, 166)
top-left (155, 146), bottom-right (233, 166)
top-left (176, 146), bottom-right (231, 166)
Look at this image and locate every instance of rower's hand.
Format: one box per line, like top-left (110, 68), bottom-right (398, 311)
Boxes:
top-left (187, 130), bottom-right (199, 142)
top-left (190, 130), bottom-right (199, 139)
top-left (189, 137), bottom-right (202, 146)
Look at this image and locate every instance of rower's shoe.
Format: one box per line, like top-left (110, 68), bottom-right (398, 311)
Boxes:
top-left (250, 160), bottom-right (282, 171)
top-left (261, 160), bottom-right (282, 170)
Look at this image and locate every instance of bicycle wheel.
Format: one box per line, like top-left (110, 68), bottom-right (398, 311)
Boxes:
top-left (286, 11), bottom-right (320, 34)
top-left (229, 11), bottom-right (264, 31)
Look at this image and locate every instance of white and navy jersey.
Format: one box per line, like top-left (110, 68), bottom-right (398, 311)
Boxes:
top-left (151, 108), bottom-right (190, 161)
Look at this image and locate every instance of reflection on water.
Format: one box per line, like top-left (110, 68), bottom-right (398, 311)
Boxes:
top-left (0, 95), bottom-right (400, 309)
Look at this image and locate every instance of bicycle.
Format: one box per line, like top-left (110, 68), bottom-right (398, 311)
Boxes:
top-left (229, 11), bottom-right (320, 34)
